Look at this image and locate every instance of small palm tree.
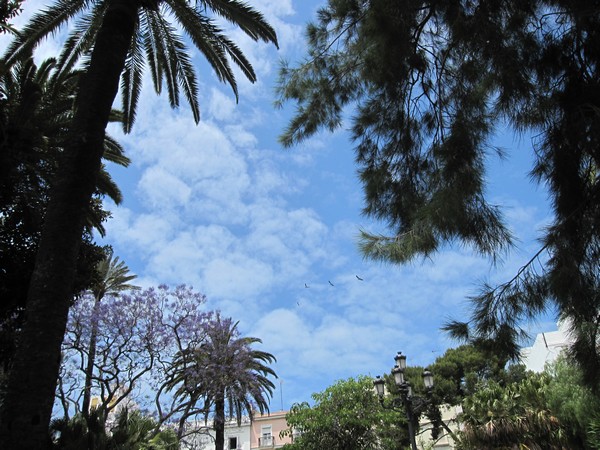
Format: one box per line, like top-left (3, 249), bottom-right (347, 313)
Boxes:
top-left (108, 408), bottom-right (179, 450)
top-left (170, 315), bottom-right (277, 450)
top-left (49, 409), bottom-right (108, 450)
top-left (81, 250), bottom-right (139, 422)
top-left (458, 376), bottom-right (568, 449)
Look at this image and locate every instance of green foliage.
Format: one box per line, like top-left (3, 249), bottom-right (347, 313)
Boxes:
top-left (108, 409), bottom-right (178, 450)
top-left (457, 374), bottom-right (569, 450)
top-left (588, 416), bottom-right (600, 450)
top-left (281, 376), bottom-right (405, 450)
top-left (429, 345), bottom-right (526, 406)
top-left (278, 0), bottom-right (600, 392)
top-left (50, 409), bottom-right (179, 450)
top-left (50, 411), bottom-right (107, 450)
top-left (455, 358), bottom-right (600, 450)
top-left (543, 356), bottom-right (600, 448)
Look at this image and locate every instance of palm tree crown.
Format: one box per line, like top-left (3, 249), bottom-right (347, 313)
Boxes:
top-left (4, 0), bottom-right (278, 131)
top-left (170, 315), bottom-right (277, 450)
top-left (91, 249), bottom-right (139, 301)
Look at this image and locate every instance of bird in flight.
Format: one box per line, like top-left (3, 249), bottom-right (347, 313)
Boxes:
top-left (305, 283), bottom-right (309, 288)
top-left (356, 275), bottom-right (363, 281)
top-left (328, 280), bottom-right (334, 286)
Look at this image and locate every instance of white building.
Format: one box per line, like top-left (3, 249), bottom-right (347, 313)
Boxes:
top-left (520, 320), bottom-right (573, 372)
top-left (180, 417), bottom-right (251, 450)
top-left (418, 404), bottom-right (462, 450)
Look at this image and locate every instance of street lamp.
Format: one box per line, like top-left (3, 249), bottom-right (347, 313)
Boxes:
top-left (374, 352), bottom-right (435, 450)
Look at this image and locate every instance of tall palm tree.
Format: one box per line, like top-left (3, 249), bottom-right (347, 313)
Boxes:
top-left (0, 2), bottom-right (277, 447)
top-left (81, 250), bottom-right (138, 423)
top-left (170, 315), bottom-right (277, 450)
top-left (0, 54), bottom-right (130, 395)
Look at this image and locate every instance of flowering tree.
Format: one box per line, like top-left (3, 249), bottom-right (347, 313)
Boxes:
top-left (57, 285), bottom-right (213, 435)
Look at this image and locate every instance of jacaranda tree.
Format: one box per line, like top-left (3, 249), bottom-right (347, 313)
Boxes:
top-left (58, 285), bottom-right (213, 436)
top-left (0, 1), bottom-right (277, 448)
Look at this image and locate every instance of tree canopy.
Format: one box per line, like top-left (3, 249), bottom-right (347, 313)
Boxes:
top-left (282, 376), bottom-right (405, 450)
top-left (277, 0), bottom-right (600, 389)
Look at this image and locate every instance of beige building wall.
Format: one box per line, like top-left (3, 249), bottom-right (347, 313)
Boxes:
top-left (250, 411), bottom-right (292, 449)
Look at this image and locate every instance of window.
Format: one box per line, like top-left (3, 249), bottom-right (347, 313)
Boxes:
top-left (260, 425), bottom-right (273, 446)
top-left (228, 437), bottom-right (238, 450)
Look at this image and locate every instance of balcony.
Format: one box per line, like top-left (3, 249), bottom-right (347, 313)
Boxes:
top-left (258, 435), bottom-right (274, 447)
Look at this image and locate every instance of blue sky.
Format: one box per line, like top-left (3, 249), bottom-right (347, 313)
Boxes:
top-left (4, 0), bottom-right (556, 412)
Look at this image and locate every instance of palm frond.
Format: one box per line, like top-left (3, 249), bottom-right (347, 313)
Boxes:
top-left (167, 2), bottom-right (240, 98)
top-left (93, 249), bottom-right (138, 299)
top-left (121, 24), bottom-right (146, 133)
top-left (218, 34), bottom-right (256, 84)
top-left (33, 58), bottom-right (58, 83)
top-left (3, 0), bottom-right (89, 67)
top-left (198, 0), bottom-right (278, 46)
top-left (147, 10), bottom-right (200, 122)
top-left (171, 31), bottom-right (201, 123)
top-left (55, 3), bottom-right (107, 78)
top-left (102, 135), bottom-right (131, 167)
top-left (141, 9), bottom-right (163, 96)
top-left (96, 165), bottom-right (124, 205)
top-left (150, 12), bottom-right (181, 110)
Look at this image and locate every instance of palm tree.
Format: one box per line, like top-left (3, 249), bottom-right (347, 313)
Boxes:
top-left (170, 315), bottom-right (277, 450)
top-left (107, 408), bottom-right (179, 450)
top-left (457, 377), bottom-right (569, 449)
top-left (81, 250), bottom-right (139, 424)
top-left (0, 2), bottom-right (277, 448)
top-left (0, 54), bottom-right (130, 397)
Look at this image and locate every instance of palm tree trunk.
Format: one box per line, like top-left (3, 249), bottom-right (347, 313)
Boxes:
top-left (82, 296), bottom-right (101, 419)
top-left (0, 1), bottom-right (140, 448)
top-left (83, 297), bottom-right (102, 450)
top-left (215, 396), bottom-right (225, 450)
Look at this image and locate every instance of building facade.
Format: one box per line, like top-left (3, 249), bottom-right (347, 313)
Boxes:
top-left (250, 411), bottom-right (293, 449)
top-left (520, 320), bottom-right (573, 372)
top-left (180, 411), bottom-right (293, 450)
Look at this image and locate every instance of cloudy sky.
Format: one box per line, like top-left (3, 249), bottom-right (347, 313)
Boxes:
top-left (5, 0), bottom-right (557, 411)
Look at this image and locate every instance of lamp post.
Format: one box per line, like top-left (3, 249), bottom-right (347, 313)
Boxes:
top-left (373, 352), bottom-right (435, 450)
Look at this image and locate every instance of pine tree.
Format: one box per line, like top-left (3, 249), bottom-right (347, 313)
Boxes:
top-left (277, 0), bottom-right (600, 389)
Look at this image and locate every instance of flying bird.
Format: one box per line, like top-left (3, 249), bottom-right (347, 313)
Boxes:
top-left (305, 283), bottom-right (309, 288)
top-left (328, 280), bottom-right (334, 286)
top-left (356, 275), bottom-right (363, 281)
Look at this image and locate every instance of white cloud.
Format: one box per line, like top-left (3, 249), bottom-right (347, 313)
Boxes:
top-left (138, 167), bottom-right (192, 208)
top-left (8, 0), bottom-right (557, 412)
